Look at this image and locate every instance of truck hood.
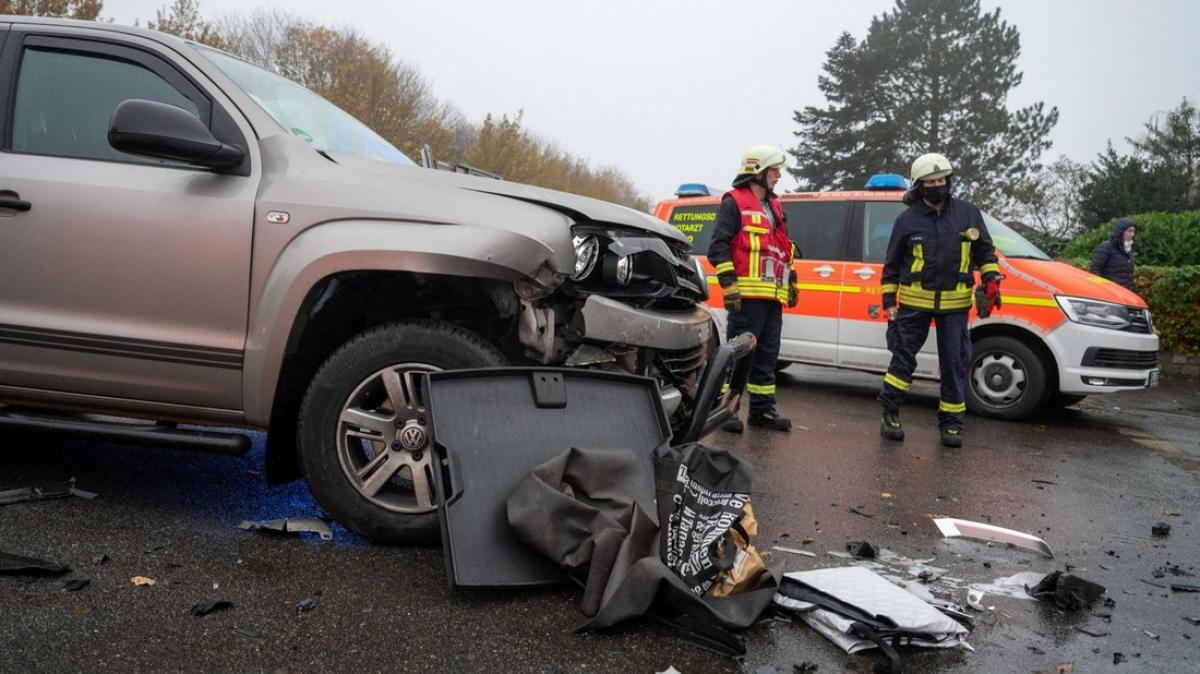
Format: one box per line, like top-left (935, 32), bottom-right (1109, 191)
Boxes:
top-left (1001, 257), bottom-right (1146, 307)
top-left (327, 153), bottom-right (689, 247)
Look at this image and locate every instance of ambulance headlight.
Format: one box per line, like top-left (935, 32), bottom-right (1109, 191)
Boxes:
top-left (1054, 295), bottom-right (1133, 330)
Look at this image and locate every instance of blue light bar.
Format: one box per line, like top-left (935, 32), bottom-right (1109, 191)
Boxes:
top-left (865, 174), bottom-right (911, 190)
top-left (675, 183), bottom-right (713, 197)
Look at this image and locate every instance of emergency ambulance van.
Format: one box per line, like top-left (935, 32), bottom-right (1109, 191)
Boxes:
top-left (655, 177), bottom-right (1160, 420)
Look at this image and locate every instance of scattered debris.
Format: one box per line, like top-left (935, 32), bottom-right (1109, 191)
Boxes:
top-left (62, 578), bottom-right (90, 592)
top-left (1184, 616), bottom-right (1200, 626)
top-left (1056, 664), bottom-right (1073, 674)
top-left (191, 600), bottom-right (233, 617)
top-left (880, 492), bottom-right (893, 499)
top-left (92, 554), bottom-right (109, 566)
top-left (1027, 646), bottom-right (1046, 655)
top-left (0, 552), bottom-right (69, 576)
top-left (1073, 626), bottom-right (1110, 637)
top-left (772, 546), bottom-right (816, 558)
top-left (1170, 583), bottom-right (1200, 593)
top-left (1030, 479), bottom-right (1058, 486)
top-left (296, 596), bottom-right (320, 613)
top-left (932, 517), bottom-right (1053, 557)
top-left (1140, 579), bottom-right (1168, 589)
top-left (848, 506), bottom-right (874, 518)
top-left (801, 536), bottom-right (815, 545)
top-left (0, 478), bottom-right (97, 506)
top-left (237, 517), bottom-right (333, 541)
top-left (846, 541), bottom-right (877, 560)
top-left (774, 566), bottom-right (970, 673)
top-left (232, 627), bottom-right (261, 639)
top-left (793, 663), bottom-right (818, 673)
top-left (130, 576), bottom-right (157, 587)
top-left (1142, 629), bottom-right (1159, 640)
top-left (1113, 652), bottom-right (1126, 665)
top-left (1161, 508), bottom-right (1181, 517)
top-left (1029, 571), bottom-right (1105, 610)
top-left (967, 588), bottom-right (986, 612)
top-left (1152, 563), bottom-right (1195, 578)
top-left (1151, 522), bottom-right (1171, 537)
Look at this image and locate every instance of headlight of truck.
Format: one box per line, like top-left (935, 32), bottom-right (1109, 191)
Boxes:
top-left (572, 235), bottom-right (599, 280)
top-left (1054, 295), bottom-right (1133, 330)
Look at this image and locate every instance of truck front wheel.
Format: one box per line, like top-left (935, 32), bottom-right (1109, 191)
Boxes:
top-left (966, 335), bottom-right (1049, 421)
top-left (298, 320), bottom-right (506, 543)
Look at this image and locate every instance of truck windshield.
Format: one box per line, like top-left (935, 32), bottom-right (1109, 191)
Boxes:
top-left (197, 47), bottom-right (415, 166)
top-left (982, 212), bottom-right (1049, 259)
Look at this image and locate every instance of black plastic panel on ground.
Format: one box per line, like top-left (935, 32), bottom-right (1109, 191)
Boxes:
top-left (426, 368), bottom-right (670, 588)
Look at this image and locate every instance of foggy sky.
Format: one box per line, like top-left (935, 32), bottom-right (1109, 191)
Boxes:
top-left (101, 0), bottom-right (1200, 204)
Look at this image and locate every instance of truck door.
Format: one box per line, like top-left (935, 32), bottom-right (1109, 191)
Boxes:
top-left (779, 199), bottom-right (851, 367)
top-left (839, 201), bottom-right (939, 376)
top-left (0, 32), bottom-right (257, 409)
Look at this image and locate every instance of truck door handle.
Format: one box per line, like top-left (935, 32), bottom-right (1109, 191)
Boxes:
top-left (0, 196), bottom-right (32, 212)
top-left (813, 264), bottom-right (835, 278)
top-left (852, 266), bottom-right (875, 280)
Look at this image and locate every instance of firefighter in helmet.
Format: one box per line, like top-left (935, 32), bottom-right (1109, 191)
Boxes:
top-left (707, 144), bottom-right (799, 432)
top-left (879, 153), bottom-right (1001, 447)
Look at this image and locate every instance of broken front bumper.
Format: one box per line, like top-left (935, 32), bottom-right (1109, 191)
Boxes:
top-left (579, 296), bottom-right (713, 350)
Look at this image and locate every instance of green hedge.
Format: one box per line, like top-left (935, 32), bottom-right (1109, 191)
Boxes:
top-left (1137, 265), bottom-right (1200, 356)
top-left (1061, 210), bottom-right (1200, 267)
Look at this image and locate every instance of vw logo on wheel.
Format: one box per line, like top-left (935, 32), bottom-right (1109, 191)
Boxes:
top-left (398, 425), bottom-right (427, 451)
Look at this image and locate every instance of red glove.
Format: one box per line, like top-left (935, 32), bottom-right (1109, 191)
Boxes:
top-left (976, 276), bottom-right (1002, 318)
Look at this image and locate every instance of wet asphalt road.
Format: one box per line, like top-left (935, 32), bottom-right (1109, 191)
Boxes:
top-left (2, 366), bottom-right (1199, 674)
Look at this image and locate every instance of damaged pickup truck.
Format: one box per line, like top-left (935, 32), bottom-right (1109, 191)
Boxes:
top-left (0, 16), bottom-right (728, 542)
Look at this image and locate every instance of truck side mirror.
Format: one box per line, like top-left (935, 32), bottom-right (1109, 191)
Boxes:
top-left (108, 99), bottom-right (244, 171)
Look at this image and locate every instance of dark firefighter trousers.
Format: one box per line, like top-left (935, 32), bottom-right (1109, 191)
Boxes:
top-left (726, 298), bottom-right (782, 416)
top-left (879, 307), bottom-right (971, 431)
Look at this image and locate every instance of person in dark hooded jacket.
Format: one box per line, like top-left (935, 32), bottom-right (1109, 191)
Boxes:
top-left (1090, 218), bottom-right (1138, 292)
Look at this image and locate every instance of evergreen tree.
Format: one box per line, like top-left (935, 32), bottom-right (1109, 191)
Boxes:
top-left (1129, 97), bottom-right (1200, 201)
top-left (789, 0), bottom-right (1057, 209)
top-left (1077, 143), bottom-right (1191, 229)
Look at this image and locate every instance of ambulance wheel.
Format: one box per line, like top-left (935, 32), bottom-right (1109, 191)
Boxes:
top-left (298, 320), bottom-right (506, 543)
top-left (966, 336), bottom-right (1049, 421)
top-left (1049, 393), bottom-right (1087, 409)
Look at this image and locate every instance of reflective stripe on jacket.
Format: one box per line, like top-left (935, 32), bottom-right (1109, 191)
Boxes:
top-left (879, 197), bottom-right (999, 313)
top-left (708, 186), bottom-right (794, 303)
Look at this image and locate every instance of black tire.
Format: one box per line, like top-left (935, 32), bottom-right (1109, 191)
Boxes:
top-left (1049, 393), bottom-right (1087, 409)
top-left (966, 335), bottom-right (1049, 421)
top-left (298, 320), bottom-right (506, 543)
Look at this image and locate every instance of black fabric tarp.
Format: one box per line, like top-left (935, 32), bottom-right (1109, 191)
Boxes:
top-left (507, 442), bottom-right (780, 641)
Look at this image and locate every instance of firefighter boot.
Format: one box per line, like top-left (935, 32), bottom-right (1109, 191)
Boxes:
top-left (748, 409), bottom-right (792, 431)
top-left (941, 428), bottom-right (963, 448)
top-left (880, 409), bottom-right (904, 441)
top-left (721, 417), bottom-right (744, 433)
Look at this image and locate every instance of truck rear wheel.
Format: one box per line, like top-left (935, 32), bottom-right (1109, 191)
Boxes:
top-left (966, 335), bottom-right (1049, 421)
top-left (298, 320), bottom-right (506, 543)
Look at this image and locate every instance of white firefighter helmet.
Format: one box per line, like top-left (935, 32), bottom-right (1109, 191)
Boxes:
top-left (733, 144), bottom-right (787, 186)
top-left (910, 152), bottom-right (954, 183)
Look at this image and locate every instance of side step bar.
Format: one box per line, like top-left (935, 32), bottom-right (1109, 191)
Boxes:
top-left (0, 411), bottom-right (251, 456)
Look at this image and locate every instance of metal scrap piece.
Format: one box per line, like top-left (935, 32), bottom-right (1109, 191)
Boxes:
top-left (772, 546), bottom-right (817, 558)
top-left (237, 517), bottom-right (333, 541)
top-left (0, 478), bottom-right (97, 506)
top-left (932, 517), bottom-right (1053, 558)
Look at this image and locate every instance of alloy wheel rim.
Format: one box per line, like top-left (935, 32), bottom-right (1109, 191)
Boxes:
top-left (336, 363), bottom-right (440, 514)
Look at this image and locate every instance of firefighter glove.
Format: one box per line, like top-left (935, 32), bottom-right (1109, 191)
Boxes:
top-left (976, 275), bottom-right (1003, 318)
top-left (787, 281), bottom-right (799, 308)
top-left (722, 280), bottom-right (742, 313)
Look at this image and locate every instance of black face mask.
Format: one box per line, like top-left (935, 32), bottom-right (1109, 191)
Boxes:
top-left (920, 183), bottom-right (950, 205)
